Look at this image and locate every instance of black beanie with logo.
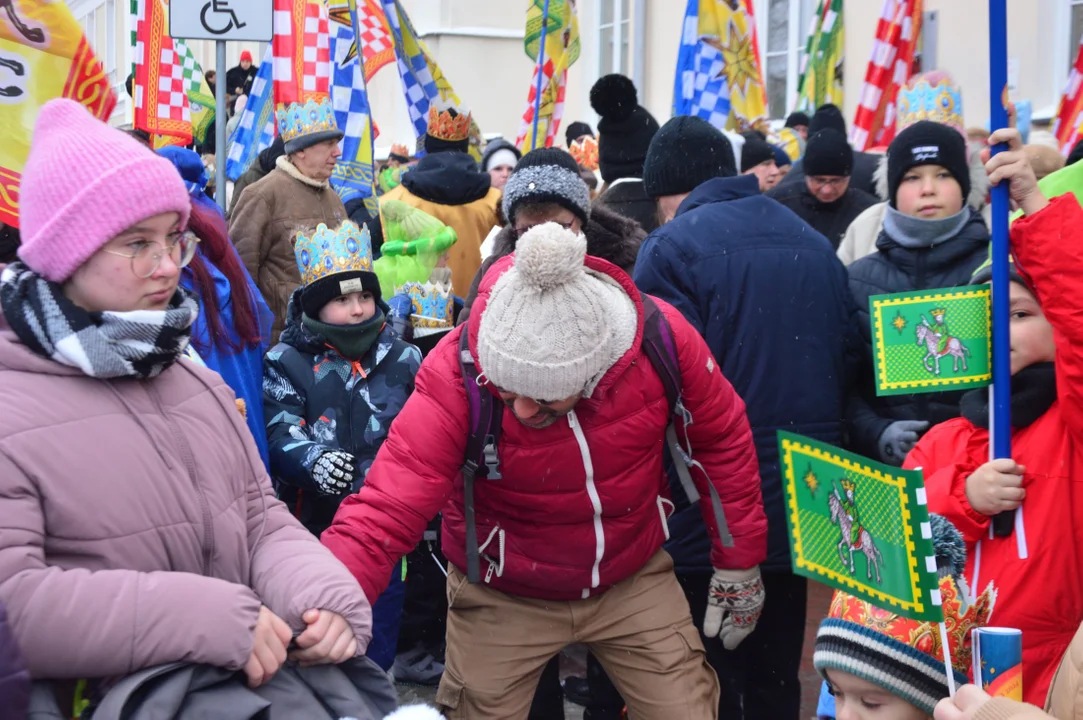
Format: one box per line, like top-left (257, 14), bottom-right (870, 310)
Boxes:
top-left (887, 120), bottom-right (971, 207)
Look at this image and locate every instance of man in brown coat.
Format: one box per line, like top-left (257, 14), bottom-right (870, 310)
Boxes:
top-left (230, 97), bottom-right (348, 342)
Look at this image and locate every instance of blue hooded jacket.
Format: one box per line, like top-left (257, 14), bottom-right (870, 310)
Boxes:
top-left (633, 175), bottom-right (863, 573)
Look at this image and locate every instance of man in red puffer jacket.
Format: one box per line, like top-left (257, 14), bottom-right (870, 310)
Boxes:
top-left (323, 221), bottom-right (767, 720)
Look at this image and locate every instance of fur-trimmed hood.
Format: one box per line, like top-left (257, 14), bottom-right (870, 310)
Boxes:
top-left (873, 140), bottom-right (989, 209)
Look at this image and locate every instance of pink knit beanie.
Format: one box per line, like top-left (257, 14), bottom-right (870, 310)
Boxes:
top-left (18, 99), bottom-right (192, 283)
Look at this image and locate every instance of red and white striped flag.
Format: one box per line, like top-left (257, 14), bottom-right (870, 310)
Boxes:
top-left (273, 0), bottom-right (332, 106)
top-left (515, 58), bottom-right (569, 151)
top-left (850, 0), bottom-right (923, 151)
top-left (132, 0), bottom-right (193, 144)
top-left (1053, 32), bottom-right (1083, 156)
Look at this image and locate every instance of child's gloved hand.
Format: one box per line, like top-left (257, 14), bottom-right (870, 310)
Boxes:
top-left (877, 420), bottom-right (929, 465)
top-left (982, 127), bottom-right (1049, 217)
top-left (704, 566), bottom-right (764, 650)
top-left (966, 458), bottom-right (1026, 516)
top-left (312, 451), bottom-right (357, 495)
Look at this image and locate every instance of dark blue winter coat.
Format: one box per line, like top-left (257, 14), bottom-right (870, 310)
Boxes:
top-left (633, 175), bottom-right (862, 574)
top-left (263, 289), bottom-right (422, 536)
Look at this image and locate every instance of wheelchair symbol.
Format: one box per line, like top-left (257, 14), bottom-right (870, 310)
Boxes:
top-left (200, 0), bottom-right (247, 35)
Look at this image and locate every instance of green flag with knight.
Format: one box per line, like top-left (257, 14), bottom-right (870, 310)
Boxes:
top-left (869, 285), bottom-right (992, 396)
top-left (777, 431), bottom-right (944, 622)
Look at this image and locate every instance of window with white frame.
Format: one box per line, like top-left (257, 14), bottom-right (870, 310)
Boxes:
top-left (1070, 0), bottom-right (1083, 68)
top-left (598, 0), bottom-right (631, 77)
top-left (758, 0), bottom-right (815, 119)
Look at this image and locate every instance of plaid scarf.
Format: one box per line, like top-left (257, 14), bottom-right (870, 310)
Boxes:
top-left (0, 262), bottom-right (198, 379)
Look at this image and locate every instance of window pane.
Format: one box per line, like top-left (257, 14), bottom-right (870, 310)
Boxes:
top-left (768, 0), bottom-right (789, 53)
top-left (1072, 4), bottom-right (1083, 70)
top-left (621, 0), bottom-right (630, 22)
top-left (767, 54), bottom-right (788, 119)
top-left (601, 26), bottom-right (615, 75)
top-left (602, 0), bottom-right (614, 26)
top-left (620, 19), bottom-right (630, 75)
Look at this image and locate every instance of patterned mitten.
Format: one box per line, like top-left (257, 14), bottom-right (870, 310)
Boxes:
top-left (312, 451), bottom-right (357, 496)
top-left (703, 566), bottom-right (765, 650)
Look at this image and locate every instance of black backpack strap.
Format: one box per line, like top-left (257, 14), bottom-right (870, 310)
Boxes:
top-left (640, 295), bottom-right (734, 549)
top-left (458, 328), bottom-right (502, 583)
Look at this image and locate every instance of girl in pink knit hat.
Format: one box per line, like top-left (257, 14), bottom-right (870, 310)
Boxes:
top-left (0, 99), bottom-right (388, 714)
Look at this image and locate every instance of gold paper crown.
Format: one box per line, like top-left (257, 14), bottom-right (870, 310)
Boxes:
top-left (294, 220), bottom-right (374, 288)
top-left (427, 105), bottom-right (471, 143)
top-left (389, 143), bottom-right (411, 159)
top-left (827, 573), bottom-right (996, 675)
top-left (569, 136), bottom-right (599, 171)
top-left (930, 307), bottom-right (947, 316)
top-left (277, 97), bottom-right (339, 146)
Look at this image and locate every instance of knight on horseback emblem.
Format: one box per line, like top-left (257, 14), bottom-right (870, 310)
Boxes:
top-left (828, 478), bottom-right (884, 584)
top-left (917, 308), bottom-right (971, 376)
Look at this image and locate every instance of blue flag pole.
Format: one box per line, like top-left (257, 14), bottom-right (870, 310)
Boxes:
top-left (530, 0), bottom-right (553, 151)
top-left (987, 0), bottom-right (1015, 540)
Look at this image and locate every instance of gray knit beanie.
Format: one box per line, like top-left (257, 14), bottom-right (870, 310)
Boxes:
top-left (501, 148), bottom-right (592, 226)
top-left (477, 223), bottom-right (637, 401)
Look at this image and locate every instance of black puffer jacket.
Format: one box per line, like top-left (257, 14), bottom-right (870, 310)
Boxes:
top-left (846, 208), bottom-right (990, 458)
top-left (457, 202), bottom-right (645, 326)
top-left (595, 178), bottom-right (658, 233)
top-left (767, 184), bottom-right (879, 250)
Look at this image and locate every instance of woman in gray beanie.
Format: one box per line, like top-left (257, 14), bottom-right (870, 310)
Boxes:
top-left (458, 147), bottom-right (645, 327)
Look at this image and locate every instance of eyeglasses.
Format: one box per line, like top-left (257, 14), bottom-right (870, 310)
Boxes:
top-left (807, 176), bottom-right (849, 190)
top-left (513, 220), bottom-right (575, 240)
top-left (103, 232), bottom-right (200, 278)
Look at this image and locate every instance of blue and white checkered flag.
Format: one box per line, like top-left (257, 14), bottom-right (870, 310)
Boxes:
top-left (330, 15), bottom-right (376, 214)
top-left (672, 0), bottom-right (732, 130)
top-left (225, 47), bottom-right (275, 183)
top-left (382, 0), bottom-right (440, 139)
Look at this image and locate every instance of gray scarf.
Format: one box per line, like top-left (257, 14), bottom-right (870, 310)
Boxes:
top-left (882, 205), bottom-right (970, 249)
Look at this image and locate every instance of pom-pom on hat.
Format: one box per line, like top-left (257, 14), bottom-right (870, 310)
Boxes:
top-left (814, 515), bottom-right (997, 715)
top-left (477, 223), bottom-right (637, 402)
top-left (589, 74), bottom-right (660, 183)
top-left (18, 98), bottom-right (191, 283)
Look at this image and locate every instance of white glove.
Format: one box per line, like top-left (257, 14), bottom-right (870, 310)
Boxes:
top-left (311, 450), bottom-right (357, 496)
top-left (703, 566), bottom-right (765, 650)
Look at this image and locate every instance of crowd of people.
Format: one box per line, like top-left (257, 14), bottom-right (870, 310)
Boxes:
top-left (2, 65), bottom-right (1083, 720)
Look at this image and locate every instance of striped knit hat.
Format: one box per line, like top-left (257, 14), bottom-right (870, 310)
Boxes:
top-left (814, 516), bottom-right (997, 714)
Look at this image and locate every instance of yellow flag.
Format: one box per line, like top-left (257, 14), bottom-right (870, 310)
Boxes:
top-left (698, 0), bottom-right (768, 131)
top-left (1, 0), bottom-right (116, 227)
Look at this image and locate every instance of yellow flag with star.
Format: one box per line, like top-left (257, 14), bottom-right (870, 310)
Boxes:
top-left (697, 0), bottom-right (768, 131)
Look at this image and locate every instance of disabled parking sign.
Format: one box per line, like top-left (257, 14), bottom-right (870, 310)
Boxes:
top-left (170, 0), bottom-right (272, 42)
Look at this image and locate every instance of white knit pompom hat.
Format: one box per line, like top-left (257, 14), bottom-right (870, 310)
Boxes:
top-left (477, 222), bottom-right (637, 401)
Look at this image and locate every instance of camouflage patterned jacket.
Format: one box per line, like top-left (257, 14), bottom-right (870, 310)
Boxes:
top-left (263, 289), bottom-right (422, 536)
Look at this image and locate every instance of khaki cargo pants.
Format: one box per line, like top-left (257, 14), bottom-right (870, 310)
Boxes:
top-left (435, 551), bottom-right (720, 719)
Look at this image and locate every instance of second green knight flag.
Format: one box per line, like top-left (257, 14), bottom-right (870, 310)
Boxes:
top-left (777, 431), bottom-right (944, 622)
top-left (869, 285), bottom-right (992, 396)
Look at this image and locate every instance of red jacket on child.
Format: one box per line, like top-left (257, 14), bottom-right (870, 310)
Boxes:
top-left (322, 252), bottom-right (767, 603)
top-left (906, 195), bottom-right (1083, 706)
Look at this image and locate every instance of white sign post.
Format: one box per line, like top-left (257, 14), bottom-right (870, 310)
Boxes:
top-left (170, 0), bottom-right (272, 209)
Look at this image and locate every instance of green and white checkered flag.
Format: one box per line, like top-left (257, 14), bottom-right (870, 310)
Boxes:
top-left (869, 285), bottom-right (992, 397)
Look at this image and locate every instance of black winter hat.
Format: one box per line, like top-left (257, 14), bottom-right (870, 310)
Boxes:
top-left (887, 120), bottom-right (971, 208)
top-left (501, 147), bottom-right (591, 226)
top-left (643, 116), bottom-right (736, 198)
top-left (785, 111), bottom-right (810, 129)
top-left (810, 104), bottom-right (847, 136)
top-left (565, 121), bottom-right (594, 147)
top-left (804, 129), bottom-right (853, 177)
top-left (589, 74), bottom-right (660, 183)
top-left (740, 137), bottom-right (777, 173)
